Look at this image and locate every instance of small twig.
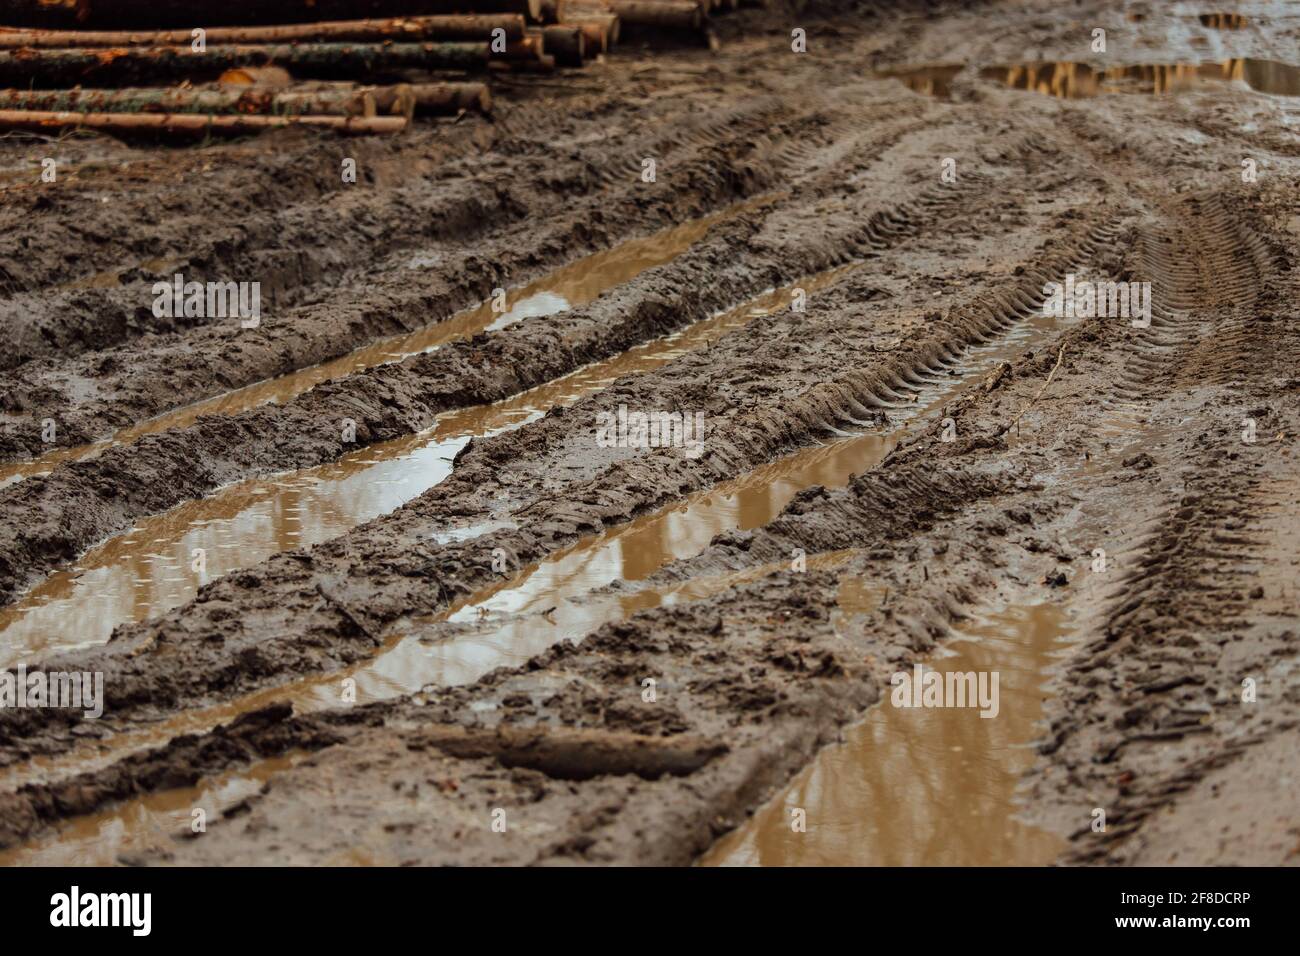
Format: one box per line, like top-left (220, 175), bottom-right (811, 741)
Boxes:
top-left (997, 343), bottom-right (1066, 437)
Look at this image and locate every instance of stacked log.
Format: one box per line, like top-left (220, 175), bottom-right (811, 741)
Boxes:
top-left (0, 15), bottom-right (528, 47)
top-left (0, 1), bottom-right (545, 29)
top-left (0, 42), bottom-right (491, 86)
top-left (0, 0), bottom-right (736, 139)
top-left (0, 109), bottom-right (408, 134)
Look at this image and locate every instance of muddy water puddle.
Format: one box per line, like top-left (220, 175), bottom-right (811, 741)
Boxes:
top-left (874, 65), bottom-right (964, 99)
top-left (880, 58), bottom-right (1300, 100)
top-left (0, 291), bottom-right (1079, 861)
top-left (0, 267), bottom-right (851, 668)
top-left (983, 59), bottom-right (1300, 98)
top-left (0, 755), bottom-right (304, 867)
top-left (700, 602), bottom-right (1074, 866)
top-left (0, 200), bottom-right (758, 490)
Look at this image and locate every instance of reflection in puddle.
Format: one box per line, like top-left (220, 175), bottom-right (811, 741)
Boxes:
top-left (700, 603), bottom-right (1073, 866)
top-left (0, 433), bottom-right (469, 667)
top-left (0, 755), bottom-right (303, 867)
top-left (0, 294), bottom-right (1073, 860)
top-left (0, 268), bottom-right (1088, 862)
top-left (983, 59), bottom-right (1300, 98)
top-left (365, 306), bottom-right (1072, 700)
top-left (875, 64), bottom-right (964, 99)
top-left (0, 200), bottom-right (759, 490)
top-left (0, 266), bottom-right (851, 669)
top-left (0, 289), bottom-right (1067, 806)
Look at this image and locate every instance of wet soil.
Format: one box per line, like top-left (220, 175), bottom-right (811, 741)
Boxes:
top-left (0, 0), bottom-right (1298, 866)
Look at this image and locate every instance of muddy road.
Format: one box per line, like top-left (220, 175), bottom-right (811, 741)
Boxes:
top-left (0, 0), bottom-right (1297, 867)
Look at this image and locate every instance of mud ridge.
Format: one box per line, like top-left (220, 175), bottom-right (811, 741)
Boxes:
top-left (0, 206), bottom-right (1114, 772)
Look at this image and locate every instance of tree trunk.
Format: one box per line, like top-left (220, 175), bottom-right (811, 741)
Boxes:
top-left (559, 0), bottom-right (701, 31)
top-left (540, 25), bottom-right (584, 66)
top-left (0, 15), bottom-right (527, 47)
top-left (0, 1), bottom-right (543, 30)
top-left (0, 84), bottom-right (382, 116)
top-left (0, 108), bottom-right (407, 136)
top-left (0, 42), bottom-right (490, 87)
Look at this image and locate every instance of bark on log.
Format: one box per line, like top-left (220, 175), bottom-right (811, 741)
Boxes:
top-left (0, 42), bottom-right (491, 86)
top-left (559, 0), bottom-right (699, 32)
top-left (606, 0), bottom-right (703, 29)
top-left (492, 34), bottom-right (545, 61)
top-left (0, 108), bottom-right (407, 135)
top-left (405, 81), bottom-right (491, 114)
top-left (0, 1), bottom-right (543, 30)
top-left (217, 66), bottom-right (293, 86)
top-left (562, 14), bottom-right (618, 51)
top-left (0, 15), bottom-right (527, 47)
top-left (540, 25), bottom-right (584, 66)
top-left (408, 725), bottom-right (729, 780)
top-left (0, 84), bottom-right (380, 116)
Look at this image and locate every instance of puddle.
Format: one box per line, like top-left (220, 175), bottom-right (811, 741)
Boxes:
top-left (0, 248), bottom-right (1117, 859)
top-left (0, 199), bottom-right (761, 490)
top-left (699, 602), bottom-right (1074, 866)
top-left (875, 65), bottom-right (964, 99)
top-left (0, 265), bottom-right (851, 669)
top-left (982, 59), bottom-right (1300, 98)
top-left (0, 755), bottom-right (304, 867)
top-left (0, 276), bottom-right (1073, 801)
top-left (0, 289), bottom-right (1073, 860)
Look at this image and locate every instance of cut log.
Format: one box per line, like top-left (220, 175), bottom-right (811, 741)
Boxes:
top-left (0, 108), bottom-right (407, 136)
top-left (491, 52), bottom-right (555, 73)
top-left (492, 34), bottom-right (545, 61)
top-left (563, 14), bottom-right (618, 52)
top-left (406, 81), bottom-right (491, 114)
top-left (558, 0), bottom-right (700, 32)
top-left (606, 0), bottom-right (703, 30)
top-left (540, 25), bottom-right (584, 66)
top-left (0, 15), bottom-right (528, 47)
top-left (218, 66), bottom-right (293, 87)
top-left (0, 1), bottom-right (544, 30)
top-left (0, 42), bottom-right (491, 87)
top-left (0, 84), bottom-right (381, 116)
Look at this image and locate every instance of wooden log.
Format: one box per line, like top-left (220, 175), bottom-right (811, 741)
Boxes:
top-left (562, 13), bottom-right (618, 50)
top-left (0, 108), bottom-right (407, 136)
top-left (608, 0), bottom-right (703, 30)
top-left (490, 52), bottom-right (555, 73)
top-left (559, 0), bottom-right (699, 32)
top-left (217, 66), bottom-right (293, 87)
top-left (405, 81), bottom-right (491, 114)
top-left (540, 25), bottom-right (584, 66)
top-left (491, 33), bottom-right (545, 61)
top-left (0, 15), bottom-right (528, 47)
top-left (0, 1), bottom-right (544, 30)
top-left (0, 84), bottom-right (381, 116)
top-left (256, 79), bottom-right (489, 118)
top-left (0, 42), bottom-right (491, 86)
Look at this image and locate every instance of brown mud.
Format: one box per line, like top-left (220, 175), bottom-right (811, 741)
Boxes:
top-left (0, 0), bottom-right (1298, 866)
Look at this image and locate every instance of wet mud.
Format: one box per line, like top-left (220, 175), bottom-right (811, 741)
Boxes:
top-left (1, 0), bottom-right (1298, 867)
